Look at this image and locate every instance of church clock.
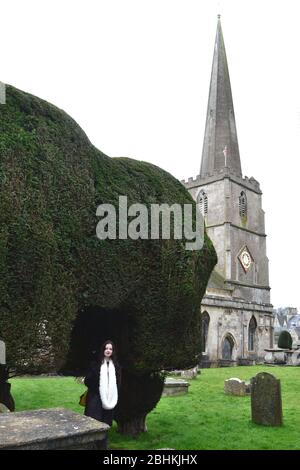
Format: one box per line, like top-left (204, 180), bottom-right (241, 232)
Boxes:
top-left (238, 247), bottom-right (253, 273)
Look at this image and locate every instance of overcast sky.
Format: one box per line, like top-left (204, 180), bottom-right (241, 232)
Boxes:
top-left (1, 0), bottom-right (300, 311)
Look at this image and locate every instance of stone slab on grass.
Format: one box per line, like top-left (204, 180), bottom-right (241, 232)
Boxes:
top-left (162, 378), bottom-right (190, 397)
top-left (0, 407), bottom-right (109, 449)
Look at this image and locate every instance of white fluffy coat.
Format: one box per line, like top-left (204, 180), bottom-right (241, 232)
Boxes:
top-left (99, 359), bottom-right (118, 410)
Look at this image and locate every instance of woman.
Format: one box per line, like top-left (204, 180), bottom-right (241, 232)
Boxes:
top-left (84, 340), bottom-right (121, 430)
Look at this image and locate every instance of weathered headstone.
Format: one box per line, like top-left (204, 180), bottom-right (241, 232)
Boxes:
top-left (162, 378), bottom-right (190, 397)
top-left (0, 408), bottom-right (109, 449)
top-left (224, 377), bottom-right (250, 396)
top-left (181, 366), bottom-right (198, 379)
top-left (0, 83), bottom-right (5, 105)
top-left (251, 372), bottom-right (283, 426)
top-left (0, 340), bottom-right (5, 365)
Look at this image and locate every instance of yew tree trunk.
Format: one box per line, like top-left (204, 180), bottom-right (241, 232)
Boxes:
top-left (115, 370), bottom-right (164, 436)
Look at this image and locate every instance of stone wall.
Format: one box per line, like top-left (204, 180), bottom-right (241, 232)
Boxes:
top-left (201, 298), bottom-right (273, 363)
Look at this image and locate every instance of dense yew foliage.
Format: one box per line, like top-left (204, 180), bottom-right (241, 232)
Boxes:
top-left (0, 85), bottom-right (217, 433)
top-left (278, 330), bottom-right (293, 349)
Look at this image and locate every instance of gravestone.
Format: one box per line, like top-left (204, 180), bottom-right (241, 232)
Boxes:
top-left (166, 367), bottom-right (199, 379)
top-left (251, 372), bottom-right (283, 426)
top-left (0, 340), bottom-right (5, 365)
top-left (0, 347), bottom-right (15, 411)
top-left (224, 377), bottom-right (250, 396)
top-left (162, 378), bottom-right (190, 396)
top-left (0, 407), bottom-right (109, 449)
top-left (0, 83), bottom-right (5, 105)
top-left (181, 367), bottom-right (198, 379)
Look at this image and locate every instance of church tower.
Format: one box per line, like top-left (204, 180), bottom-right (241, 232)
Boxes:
top-left (182, 17), bottom-right (273, 365)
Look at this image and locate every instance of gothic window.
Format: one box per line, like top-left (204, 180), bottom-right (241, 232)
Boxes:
top-left (222, 335), bottom-right (234, 360)
top-left (239, 191), bottom-right (247, 218)
top-left (198, 190), bottom-right (208, 216)
top-left (201, 311), bottom-right (210, 352)
top-left (248, 316), bottom-right (257, 352)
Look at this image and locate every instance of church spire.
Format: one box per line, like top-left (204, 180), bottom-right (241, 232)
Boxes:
top-left (200, 16), bottom-right (242, 178)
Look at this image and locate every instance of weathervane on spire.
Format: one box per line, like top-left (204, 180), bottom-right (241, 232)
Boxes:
top-left (217, 0), bottom-right (222, 20)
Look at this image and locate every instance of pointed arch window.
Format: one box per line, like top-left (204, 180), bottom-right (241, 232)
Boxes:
top-left (222, 335), bottom-right (234, 360)
top-left (248, 316), bottom-right (257, 352)
top-left (198, 190), bottom-right (208, 216)
top-left (201, 311), bottom-right (210, 352)
top-left (239, 191), bottom-right (247, 218)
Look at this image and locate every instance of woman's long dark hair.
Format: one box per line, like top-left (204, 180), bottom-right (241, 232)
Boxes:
top-left (100, 340), bottom-right (118, 364)
top-left (99, 340), bottom-right (121, 385)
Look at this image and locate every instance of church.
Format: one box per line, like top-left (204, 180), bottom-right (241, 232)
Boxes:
top-left (182, 17), bottom-right (274, 366)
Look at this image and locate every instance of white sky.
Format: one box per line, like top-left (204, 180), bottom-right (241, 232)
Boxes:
top-left (1, 0), bottom-right (300, 311)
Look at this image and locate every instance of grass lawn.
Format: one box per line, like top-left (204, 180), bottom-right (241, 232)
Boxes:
top-left (10, 365), bottom-right (300, 450)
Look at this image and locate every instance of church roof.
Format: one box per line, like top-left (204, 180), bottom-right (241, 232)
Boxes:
top-left (200, 16), bottom-right (242, 178)
top-left (287, 315), bottom-right (300, 328)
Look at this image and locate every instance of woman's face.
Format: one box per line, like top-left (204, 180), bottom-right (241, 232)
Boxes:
top-left (104, 343), bottom-right (113, 358)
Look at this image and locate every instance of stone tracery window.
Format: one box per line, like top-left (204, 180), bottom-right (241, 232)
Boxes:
top-left (201, 311), bottom-right (210, 352)
top-left (248, 316), bottom-right (257, 352)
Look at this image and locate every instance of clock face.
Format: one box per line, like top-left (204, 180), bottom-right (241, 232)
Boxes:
top-left (239, 247), bottom-right (252, 272)
top-left (242, 252), bottom-right (250, 267)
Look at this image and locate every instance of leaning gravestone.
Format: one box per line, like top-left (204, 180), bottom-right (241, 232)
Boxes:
top-left (251, 372), bottom-right (283, 426)
top-left (224, 378), bottom-right (250, 396)
top-left (181, 367), bottom-right (199, 379)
